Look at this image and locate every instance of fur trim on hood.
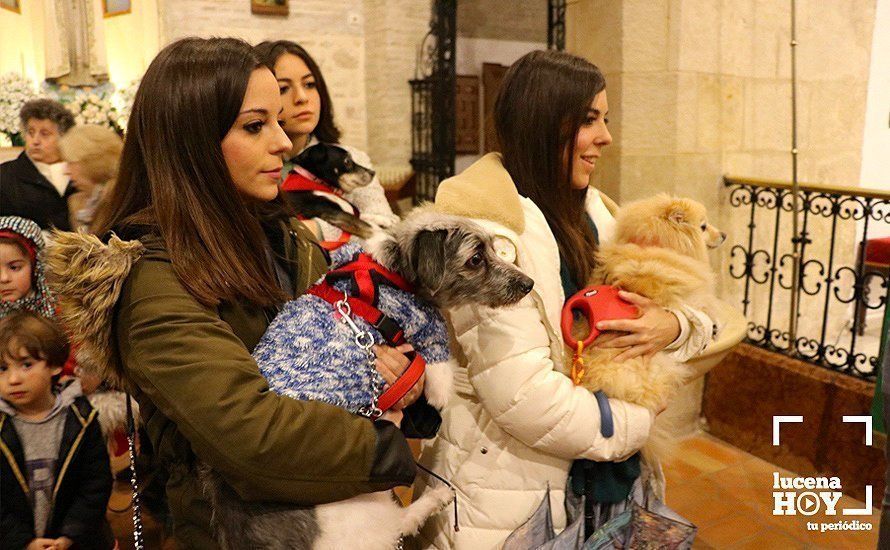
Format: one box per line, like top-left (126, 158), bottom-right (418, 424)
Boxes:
top-left (87, 390), bottom-right (139, 440)
top-left (44, 231), bottom-right (145, 391)
top-left (434, 153), bottom-right (526, 235)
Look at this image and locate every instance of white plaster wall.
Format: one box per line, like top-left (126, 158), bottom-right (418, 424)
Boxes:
top-left (103, 0), bottom-right (161, 89)
top-left (0, 2), bottom-right (45, 83)
top-left (860, 0), bottom-right (890, 239)
top-left (455, 37), bottom-right (544, 75)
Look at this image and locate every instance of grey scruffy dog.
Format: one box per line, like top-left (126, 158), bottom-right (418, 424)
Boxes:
top-left (202, 206), bottom-right (535, 550)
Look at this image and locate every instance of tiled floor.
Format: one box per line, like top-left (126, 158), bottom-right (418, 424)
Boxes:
top-left (663, 432), bottom-right (881, 549)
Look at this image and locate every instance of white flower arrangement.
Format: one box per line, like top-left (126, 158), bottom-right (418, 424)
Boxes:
top-left (60, 88), bottom-right (123, 134)
top-left (0, 72), bottom-right (39, 145)
top-left (112, 78), bottom-right (140, 131)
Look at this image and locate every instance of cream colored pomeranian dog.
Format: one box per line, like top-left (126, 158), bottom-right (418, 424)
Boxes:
top-left (567, 194), bottom-right (725, 457)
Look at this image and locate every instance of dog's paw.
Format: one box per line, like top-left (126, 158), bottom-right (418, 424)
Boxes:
top-left (362, 212), bottom-right (400, 229)
top-left (423, 360), bottom-right (456, 409)
top-left (429, 484), bottom-right (455, 509)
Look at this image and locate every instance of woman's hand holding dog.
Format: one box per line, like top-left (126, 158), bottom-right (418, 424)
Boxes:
top-left (379, 409), bottom-right (404, 427)
top-left (593, 291), bottom-right (681, 362)
top-left (373, 343), bottom-right (425, 411)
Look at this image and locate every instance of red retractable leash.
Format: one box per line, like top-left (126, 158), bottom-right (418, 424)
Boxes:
top-left (560, 285), bottom-right (639, 385)
top-left (281, 167), bottom-right (359, 251)
top-left (307, 253), bottom-right (426, 417)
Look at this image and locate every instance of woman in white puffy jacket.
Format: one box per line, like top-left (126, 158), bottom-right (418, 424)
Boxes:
top-left (412, 50), bottom-right (715, 549)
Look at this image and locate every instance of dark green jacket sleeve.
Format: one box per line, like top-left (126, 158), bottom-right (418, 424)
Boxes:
top-left (114, 257), bottom-right (415, 505)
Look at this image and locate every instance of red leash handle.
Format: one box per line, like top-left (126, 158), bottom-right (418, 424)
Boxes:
top-left (561, 285), bottom-right (638, 349)
top-left (376, 351), bottom-right (427, 413)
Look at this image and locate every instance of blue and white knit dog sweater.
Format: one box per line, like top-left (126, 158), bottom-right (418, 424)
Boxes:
top-left (253, 243), bottom-right (455, 413)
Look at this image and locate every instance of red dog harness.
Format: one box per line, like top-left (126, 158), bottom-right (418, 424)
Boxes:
top-left (281, 166), bottom-right (358, 251)
top-left (561, 285), bottom-right (638, 384)
top-left (306, 253), bottom-right (426, 416)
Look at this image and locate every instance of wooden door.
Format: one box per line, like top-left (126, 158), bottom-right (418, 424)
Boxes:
top-left (482, 62), bottom-right (508, 153)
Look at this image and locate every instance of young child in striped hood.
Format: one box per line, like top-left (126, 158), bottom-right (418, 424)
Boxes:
top-left (0, 216), bottom-right (56, 320)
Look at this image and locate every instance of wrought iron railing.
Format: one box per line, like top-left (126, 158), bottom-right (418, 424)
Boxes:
top-left (410, 1), bottom-right (456, 203)
top-left (725, 176), bottom-right (890, 381)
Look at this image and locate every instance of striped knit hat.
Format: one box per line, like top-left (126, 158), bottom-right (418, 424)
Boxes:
top-left (0, 216), bottom-right (55, 319)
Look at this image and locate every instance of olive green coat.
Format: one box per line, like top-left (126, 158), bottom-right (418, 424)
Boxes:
top-left (46, 220), bottom-right (415, 548)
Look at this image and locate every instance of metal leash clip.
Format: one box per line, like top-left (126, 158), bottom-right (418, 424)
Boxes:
top-left (335, 292), bottom-right (375, 350)
top-left (357, 403), bottom-right (383, 419)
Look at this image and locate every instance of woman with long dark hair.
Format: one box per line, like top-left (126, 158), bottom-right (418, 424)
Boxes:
top-left (414, 50), bottom-right (715, 548)
top-left (52, 37), bottom-right (418, 548)
top-left (254, 40), bottom-right (400, 236)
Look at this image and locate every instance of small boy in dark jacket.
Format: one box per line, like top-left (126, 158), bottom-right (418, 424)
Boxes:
top-left (0, 312), bottom-right (114, 550)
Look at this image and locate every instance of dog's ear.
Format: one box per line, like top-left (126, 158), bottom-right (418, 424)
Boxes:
top-left (667, 206), bottom-right (687, 224)
top-left (410, 229), bottom-right (448, 294)
top-left (295, 144), bottom-right (330, 171)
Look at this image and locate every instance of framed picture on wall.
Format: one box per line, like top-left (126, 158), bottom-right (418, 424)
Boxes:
top-left (103, 0), bottom-right (131, 17)
top-left (251, 0), bottom-right (289, 16)
top-left (0, 0), bottom-right (20, 14)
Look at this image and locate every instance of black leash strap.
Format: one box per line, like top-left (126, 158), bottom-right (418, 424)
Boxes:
top-left (415, 461), bottom-right (460, 533)
top-left (125, 393), bottom-right (145, 549)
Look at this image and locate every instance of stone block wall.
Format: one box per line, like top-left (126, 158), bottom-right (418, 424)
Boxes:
top-left (457, 0), bottom-right (547, 42)
top-left (567, 1), bottom-right (881, 457)
top-left (567, 0), bottom-right (877, 330)
top-left (159, 0), bottom-right (370, 150)
top-left (569, 0), bottom-right (875, 201)
top-left (364, 0), bottom-right (432, 167)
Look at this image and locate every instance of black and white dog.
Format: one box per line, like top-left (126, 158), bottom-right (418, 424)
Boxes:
top-left (283, 143), bottom-right (377, 239)
top-left (203, 207), bottom-right (535, 550)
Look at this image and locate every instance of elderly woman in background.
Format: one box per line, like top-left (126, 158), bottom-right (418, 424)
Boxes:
top-left (58, 125), bottom-right (123, 232)
top-left (0, 99), bottom-right (76, 231)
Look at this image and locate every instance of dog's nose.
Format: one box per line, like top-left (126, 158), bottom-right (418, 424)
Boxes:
top-left (519, 277), bottom-right (534, 295)
top-left (367, 169), bottom-right (376, 179)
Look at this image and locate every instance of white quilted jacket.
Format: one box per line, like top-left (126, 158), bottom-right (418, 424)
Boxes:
top-left (413, 154), bottom-right (654, 549)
